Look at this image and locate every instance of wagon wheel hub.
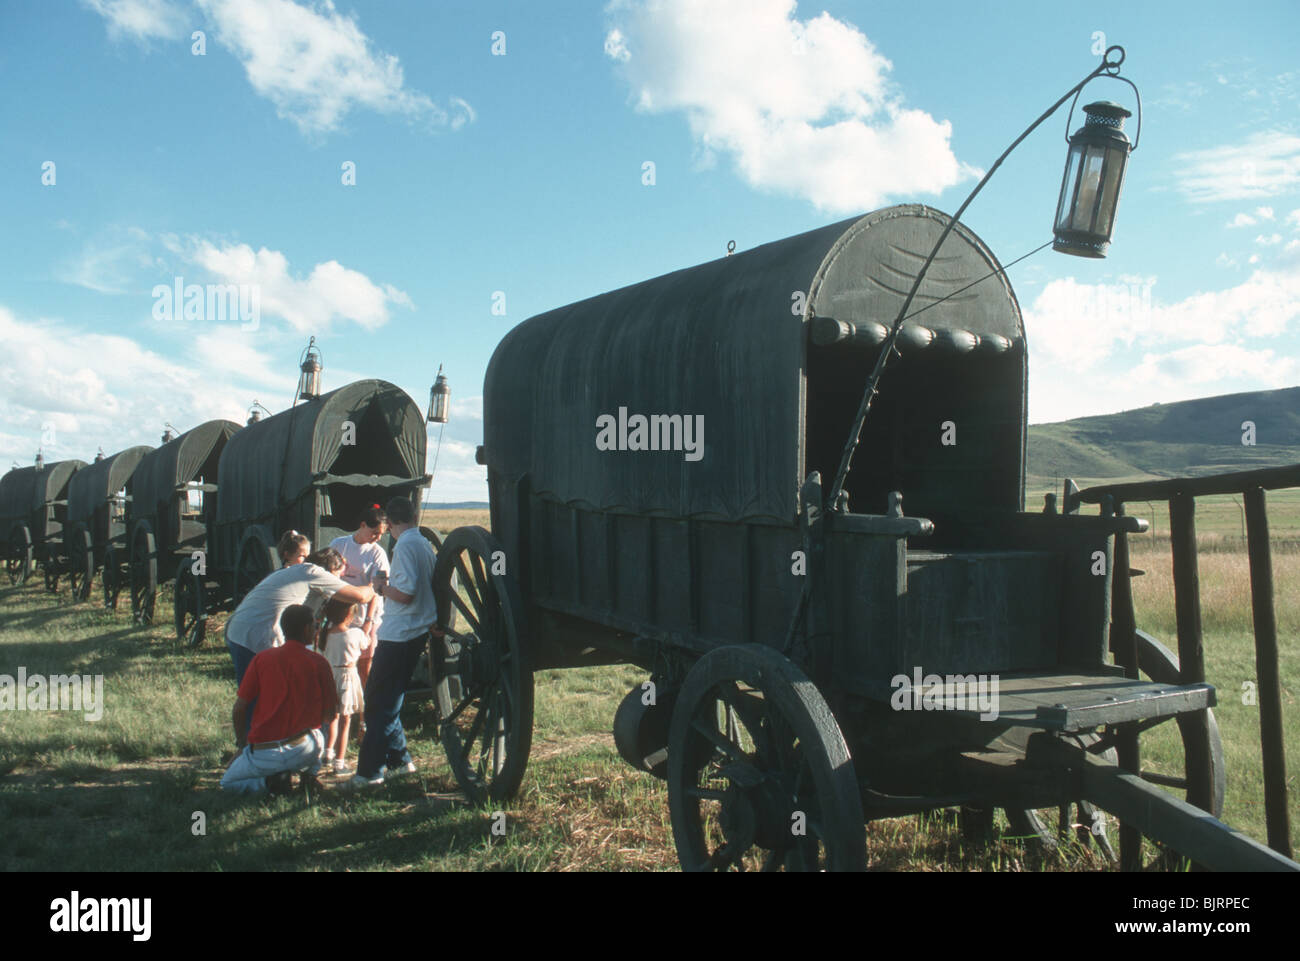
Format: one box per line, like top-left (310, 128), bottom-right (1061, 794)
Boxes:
top-left (717, 764), bottom-right (798, 853)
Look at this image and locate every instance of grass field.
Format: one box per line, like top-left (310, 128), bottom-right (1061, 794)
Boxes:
top-left (0, 507), bottom-right (1294, 871)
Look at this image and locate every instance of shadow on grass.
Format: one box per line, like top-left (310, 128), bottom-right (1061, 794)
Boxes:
top-left (0, 758), bottom-right (522, 871)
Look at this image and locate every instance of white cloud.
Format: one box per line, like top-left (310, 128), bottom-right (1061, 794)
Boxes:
top-left (604, 0), bottom-right (976, 212)
top-left (1030, 344), bottom-right (1298, 423)
top-left (177, 238), bottom-right (413, 333)
top-left (1287, 208), bottom-right (1300, 228)
top-left (195, 0), bottom-right (472, 136)
top-left (1173, 131), bottom-right (1300, 203)
top-left (604, 28), bottom-right (630, 62)
top-left (1025, 260), bottom-right (1300, 369)
top-left (0, 304), bottom-right (270, 467)
top-left (1255, 233), bottom-right (1283, 246)
top-left (1226, 206), bottom-right (1275, 228)
top-left (82, 0), bottom-right (186, 42)
top-left (58, 226), bottom-right (156, 294)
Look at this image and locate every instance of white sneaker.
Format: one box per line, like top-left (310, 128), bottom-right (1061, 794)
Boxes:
top-left (345, 772), bottom-right (384, 792)
top-left (332, 758), bottom-right (350, 775)
top-left (323, 748), bottom-right (336, 764)
top-left (386, 761), bottom-right (417, 779)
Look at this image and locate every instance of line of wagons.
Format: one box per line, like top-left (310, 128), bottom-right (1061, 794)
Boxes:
top-left (4, 204), bottom-right (1295, 873)
top-left (0, 379), bottom-right (440, 648)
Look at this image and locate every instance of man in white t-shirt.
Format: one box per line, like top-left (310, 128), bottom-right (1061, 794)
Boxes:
top-left (329, 505), bottom-right (390, 694)
top-left (351, 496), bottom-right (437, 788)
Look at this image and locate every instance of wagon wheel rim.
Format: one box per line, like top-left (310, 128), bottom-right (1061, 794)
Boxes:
top-left (432, 526), bottom-right (533, 805)
top-left (128, 523), bottom-right (157, 624)
top-left (5, 527), bottom-right (32, 585)
top-left (102, 547), bottom-right (121, 610)
top-left (667, 645), bottom-right (866, 872)
top-left (173, 558), bottom-right (206, 647)
top-left (68, 527), bottom-right (93, 601)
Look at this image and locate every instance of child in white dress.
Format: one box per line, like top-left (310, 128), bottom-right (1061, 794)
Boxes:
top-left (322, 598), bottom-right (367, 774)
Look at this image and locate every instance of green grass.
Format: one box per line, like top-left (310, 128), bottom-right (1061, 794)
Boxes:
top-left (1, 505), bottom-right (1294, 871)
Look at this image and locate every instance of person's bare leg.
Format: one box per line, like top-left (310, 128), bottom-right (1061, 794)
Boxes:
top-left (336, 714), bottom-right (352, 768)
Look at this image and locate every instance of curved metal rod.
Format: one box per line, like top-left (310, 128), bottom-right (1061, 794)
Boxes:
top-left (827, 46), bottom-right (1130, 510)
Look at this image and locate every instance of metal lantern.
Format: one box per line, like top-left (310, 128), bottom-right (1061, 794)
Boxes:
top-left (296, 336), bottom-right (324, 403)
top-left (162, 425), bottom-right (176, 444)
top-left (35, 449), bottom-right (44, 471)
top-left (95, 448), bottom-right (105, 462)
top-left (1053, 100), bottom-right (1134, 258)
top-left (427, 366), bottom-right (450, 424)
top-left (247, 400), bottom-right (270, 426)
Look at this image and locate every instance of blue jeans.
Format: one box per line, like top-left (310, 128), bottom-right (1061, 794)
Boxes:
top-left (220, 729), bottom-right (325, 794)
top-left (357, 639), bottom-right (423, 778)
top-left (227, 635), bottom-right (258, 739)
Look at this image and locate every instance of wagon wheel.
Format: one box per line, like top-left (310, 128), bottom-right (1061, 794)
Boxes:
top-left (234, 528), bottom-right (279, 604)
top-left (67, 526), bottom-right (94, 601)
top-left (128, 521), bottom-right (158, 625)
top-left (5, 525), bottom-right (32, 585)
top-left (1003, 731), bottom-right (1119, 862)
top-left (102, 546), bottom-right (124, 610)
top-left (667, 645), bottom-right (867, 872)
top-left (431, 526), bottom-right (533, 805)
top-left (174, 556), bottom-right (207, 647)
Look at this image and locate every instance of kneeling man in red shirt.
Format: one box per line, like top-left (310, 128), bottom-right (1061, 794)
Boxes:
top-left (220, 604), bottom-right (338, 794)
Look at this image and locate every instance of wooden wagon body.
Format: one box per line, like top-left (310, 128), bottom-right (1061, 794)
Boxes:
top-left (114, 420), bottom-right (240, 625)
top-left (171, 380), bottom-right (430, 644)
top-left (60, 446), bottom-right (153, 601)
top-left (1, 459), bottom-right (86, 586)
top-left (424, 204), bottom-right (1297, 871)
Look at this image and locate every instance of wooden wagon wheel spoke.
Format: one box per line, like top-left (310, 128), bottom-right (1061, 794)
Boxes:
top-left (452, 557), bottom-right (486, 613)
top-left (690, 717), bottom-right (747, 764)
top-left (447, 591), bottom-right (482, 635)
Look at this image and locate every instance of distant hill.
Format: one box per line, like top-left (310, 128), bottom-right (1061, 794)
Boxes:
top-left (423, 501), bottom-right (489, 510)
top-left (1028, 386), bottom-right (1300, 485)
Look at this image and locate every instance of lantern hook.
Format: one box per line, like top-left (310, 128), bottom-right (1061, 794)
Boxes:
top-left (1064, 47), bottom-right (1141, 151)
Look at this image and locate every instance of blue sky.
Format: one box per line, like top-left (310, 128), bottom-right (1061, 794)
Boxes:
top-left (2, 0), bottom-right (1298, 500)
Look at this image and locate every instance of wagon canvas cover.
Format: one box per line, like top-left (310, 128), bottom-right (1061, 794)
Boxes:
top-left (0, 460), bottom-right (85, 525)
top-left (484, 204), bottom-right (1025, 525)
top-left (215, 379), bottom-right (426, 526)
top-left (65, 447), bottom-right (153, 526)
top-left (131, 420), bottom-right (240, 525)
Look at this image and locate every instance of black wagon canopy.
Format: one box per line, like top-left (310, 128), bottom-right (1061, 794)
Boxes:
top-left (131, 420), bottom-right (240, 525)
top-left (215, 379), bottom-right (427, 528)
top-left (1, 460), bottom-right (86, 524)
top-left (66, 447), bottom-right (154, 527)
top-left (484, 203), bottom-right (1026, 526)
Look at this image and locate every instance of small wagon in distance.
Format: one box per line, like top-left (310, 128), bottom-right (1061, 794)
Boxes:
top-left (1, 458), bottom-right (86, 587)
top-left (173, 380), bottom-right (434, 645)
top-left (113, 420), bottom-right (240, 626)
top-left (61, 446), bottom-right (153, 602)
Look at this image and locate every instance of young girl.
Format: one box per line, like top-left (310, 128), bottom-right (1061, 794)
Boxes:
top-left (321, 597), bottom-right (368, 774)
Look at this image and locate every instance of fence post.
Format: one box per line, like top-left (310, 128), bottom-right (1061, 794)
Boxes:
top-left (1110, 503), bottom-right (1143, 870)
top-left (1169, 491), bottom-right (1214, 818)
top-left (1243, 486), bottom-right (1291, 857)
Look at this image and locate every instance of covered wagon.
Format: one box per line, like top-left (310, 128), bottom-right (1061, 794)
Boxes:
top-left (1, 459), bottom-right (86, 587)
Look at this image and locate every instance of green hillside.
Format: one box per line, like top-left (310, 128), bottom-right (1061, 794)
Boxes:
top-left (1027, 386), bottom-right (1300, 485)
